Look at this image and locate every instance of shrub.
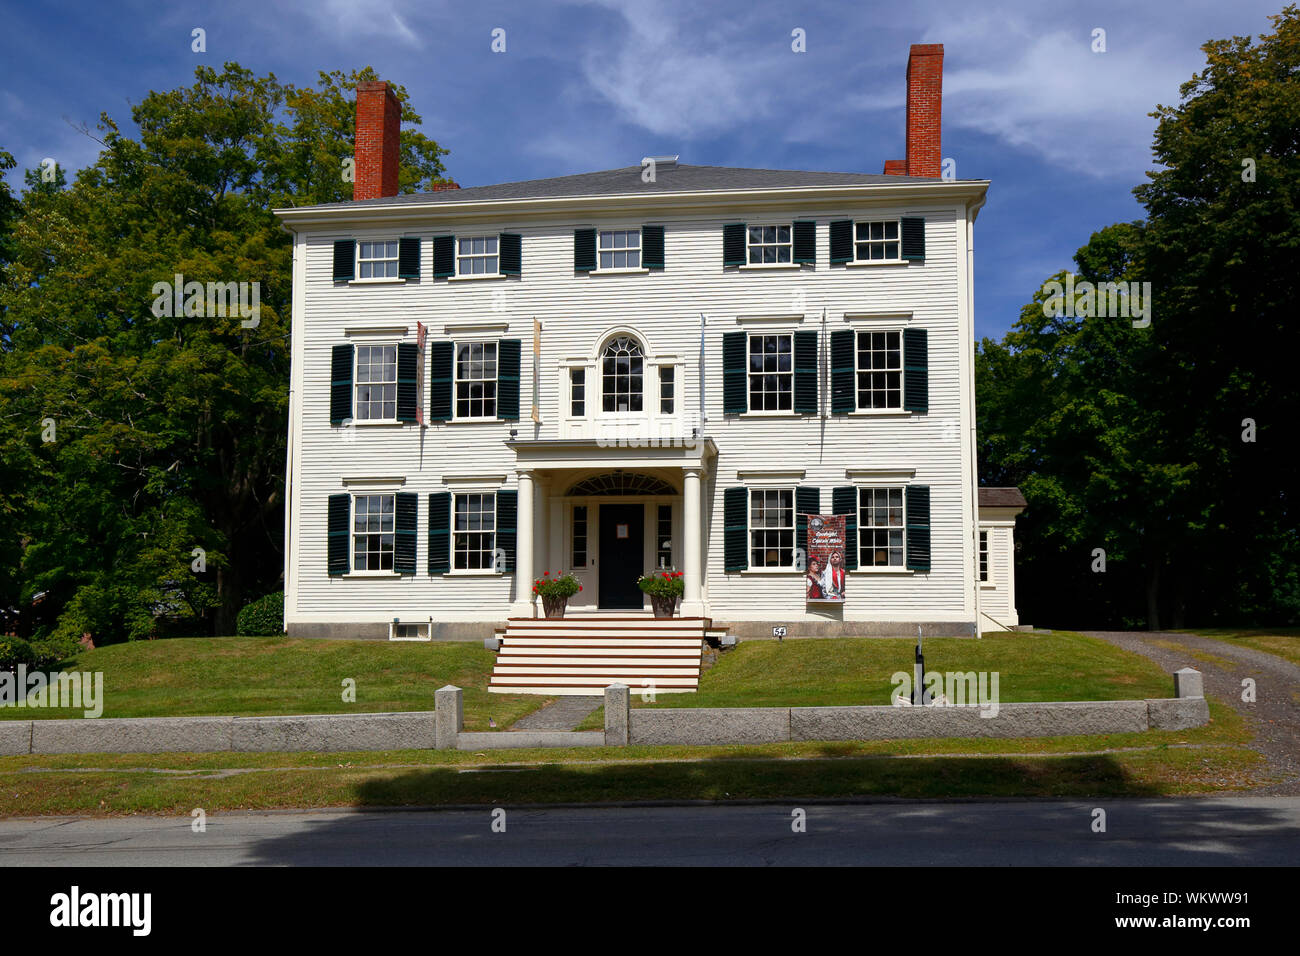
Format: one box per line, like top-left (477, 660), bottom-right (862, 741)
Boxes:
top-left (0, 637), bottom-right (36, 672)
top-left (236, 592), bottom-right (284, 636)
top-left (29, 636), bottom-right (79, 670)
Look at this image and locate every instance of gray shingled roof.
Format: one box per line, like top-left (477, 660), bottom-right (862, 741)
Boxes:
top-left (300, 164), bottom-right (956, 210)
top-left (979, 487), bottom-right (1028, 509)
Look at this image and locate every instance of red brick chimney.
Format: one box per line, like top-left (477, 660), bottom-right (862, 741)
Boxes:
top-left (883, 44), bottom-right (944, 178)
top-left (354, 81), bottom-right (401, 200)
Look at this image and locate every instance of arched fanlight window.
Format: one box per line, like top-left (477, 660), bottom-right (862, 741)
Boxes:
top-left (567, 472), bottom-right (678, 496)
top-left (602, 336), bottom-right (644, 413)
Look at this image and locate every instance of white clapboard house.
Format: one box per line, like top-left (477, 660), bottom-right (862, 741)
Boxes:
top-left (274, 46), bottom-right (1026, 693)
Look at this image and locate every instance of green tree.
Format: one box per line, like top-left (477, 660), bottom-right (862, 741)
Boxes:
top-left (0, 63), bottom-right (452, 640)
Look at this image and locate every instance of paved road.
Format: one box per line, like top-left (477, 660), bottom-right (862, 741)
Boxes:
top-left (1084, 630), bottom-right (1300, 794)
top-left (1, 797), bottom-right (1297, 866)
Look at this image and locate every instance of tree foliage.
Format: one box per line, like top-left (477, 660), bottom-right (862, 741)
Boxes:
top-left (0, 63), bottom-right (451, 641)
top-left (978, 8), bottom-right (1300, 628)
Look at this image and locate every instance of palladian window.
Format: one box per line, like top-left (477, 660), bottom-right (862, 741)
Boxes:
top-left (601, 336), bottom-right (644, 412)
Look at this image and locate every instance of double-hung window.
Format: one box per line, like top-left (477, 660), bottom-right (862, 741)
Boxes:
top-left (750, 488), bottom-right (795, 568)
top-left (659, 366), bottom-right (675, 414)
top-left (855, 330), bottom-right (902, 409)
top-left (859, 487), bottom-right (905, 567)
top-left (457, 236), bottom-right (499, 275)
top-left (453, 493), bottom-right (496, 570)
top-left (357, 240), bottom-right (399, 279)
top-left (598, 230), bottom-right (641, 270)
top-left (354, 345), bottom-right (397, 421)
top-left (352, 494), bottom-right (395, 571)
top-left (747, 225), bottom-right (792, 264)
top-left (455, 342), bottom-right (498, 419)
top-left (570, 368), bottom-right (586, 416)
top-left (748, 333), bottom-right (793, 411)
top-left (854, 220), bottom-right (901, 262)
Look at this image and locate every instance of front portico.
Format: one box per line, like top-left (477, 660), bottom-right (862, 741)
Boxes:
top-left (505, 438), bottom-right (717, 619)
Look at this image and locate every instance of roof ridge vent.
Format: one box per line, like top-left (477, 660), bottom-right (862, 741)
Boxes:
top-left (641, 154), bottom-right (679, 168)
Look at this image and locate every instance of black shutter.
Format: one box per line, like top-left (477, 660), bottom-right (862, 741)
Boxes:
top-left (495, 490), bottom-right (517, 573)
top-left (394, 493), bottom-right (418, 574)
top-left (796, 486), bottom-right (821, 558)
top-left (830, 329), bottom-right (855, 414)
top-left (724, 487), bottom-right (749, 572)
top-left (901, 217), bottom-right (925, 261)
top-left (332, 239), bottom-right (355, 281)
top-left (906, 485), bottom-right (931, 572)
top-left (829, 220), bottom-right (853, 264)
top-left (832, 486), bottom-right (858, 571)
top-left (327, 494), bottom-right (350, 576)
top-left (793, 220), bottom-right (816, 264)
top-left (497, 339), bottom-right (521, 420)
top-left (722, 331), bottom-right (747, 415)
top-left (428, 492), bottom-right (450, 575)
top-left (723, 223), bottom-right (746, 267)
top-left (430, 341), bottom-right (454, 421)
top-left (499, 233), bottom-right (522, 275)
top-left (794, 330), bottom-right (819, 415)
top-left (432, 235), bottom-right (455, 278)
top-left (330, 344), bottom-right (354, 425)
top-left (903, 327), bottom-right (928, 413)
top-left (642, 225), bottom-right (665, 270)
top-left (574, 228), bottom-right (596, 272)
top-left (398, 237), bottom-right (421, 279)
top-left (396, 342), bottom-right (418, 422)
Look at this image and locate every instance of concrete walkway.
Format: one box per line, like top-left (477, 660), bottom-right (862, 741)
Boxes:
top-left (1083, 630), bottom-right (1300, 795)
top-left (509, 697), bottom-right (603, 731)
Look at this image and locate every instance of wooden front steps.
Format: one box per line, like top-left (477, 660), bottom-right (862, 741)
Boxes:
top-left (488, 616), bottom-right (720, 696)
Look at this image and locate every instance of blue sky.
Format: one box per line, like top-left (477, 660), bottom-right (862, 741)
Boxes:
top-left (0, 0), bottom-right (1286, 339)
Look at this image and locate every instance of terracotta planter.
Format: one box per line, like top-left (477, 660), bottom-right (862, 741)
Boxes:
top-left (542, 595), bottom-right (568, 619)
top-left (650, 595), bottom-right (678, 619)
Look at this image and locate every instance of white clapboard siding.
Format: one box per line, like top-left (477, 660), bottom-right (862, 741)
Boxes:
top-left (287, 199), bottom-right (977, 629)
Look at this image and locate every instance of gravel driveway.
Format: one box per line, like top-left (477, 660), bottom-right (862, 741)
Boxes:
top-left (1083, 630), bottom-right (1300, 795)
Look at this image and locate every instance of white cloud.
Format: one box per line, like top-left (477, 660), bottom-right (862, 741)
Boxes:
top-left (299, 0), bottom-right (424, 48)
top-left (575, 0), bottom-right (779, 138)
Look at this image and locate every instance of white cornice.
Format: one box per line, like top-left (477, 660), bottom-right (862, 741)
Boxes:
top-left (273, 181), bottom-right (991, 231)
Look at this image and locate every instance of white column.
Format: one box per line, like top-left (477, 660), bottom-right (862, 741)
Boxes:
top-left (681, 468), bottom-right (704, 617)
top-left (511, 469), bottom-right (536, 617)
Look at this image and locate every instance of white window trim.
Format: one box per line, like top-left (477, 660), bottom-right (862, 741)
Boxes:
top-left (353, 343), bottom-right (400, 424)
top-left (852, 327), bottom-right (905, 414)
top-left (595, 228), bottom-right (644, 273)
top-left (447, 273), bottom-right (508, 283)
top-left (850, 219), bottom-right (904, 265)
top-left (389, 620), bottom-right (432, 642)
top-left (856, 484), bottom-right (908, 571)
top-left (451, 490), bottom-right (499, 574)
top-left (455, 235), bottom-right (502, 278)
top-left (350, 491), bottom-right (399, 575)
top-left (748, 486), bottom-right (798, 571)
top-left (452, 340), bottom-right (500, 422)
top-left (745, 223), bottom-right (795, 266)
top-left (355, 239), bottom-right (401, 280)
top-left (739, 262), bottom-right (802, 271)
top-left (745, 330), bottom-right (796, 416)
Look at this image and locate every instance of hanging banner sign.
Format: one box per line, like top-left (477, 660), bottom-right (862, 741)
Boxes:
top-left (806, 514), bottom-right (847, 604)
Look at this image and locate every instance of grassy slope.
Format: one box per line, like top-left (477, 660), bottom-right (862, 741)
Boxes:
top-left (0, 637), bottom-right (548, 731)
top-left (576, 630), bottom-right (1175, 728)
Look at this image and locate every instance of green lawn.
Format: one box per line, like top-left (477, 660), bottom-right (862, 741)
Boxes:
top-left (577, 630), bottom-right (1175, 729)
top-left (1179, 628), bottom-right (1300, 668)
top-left (0, 699), bottom-right (1258, 815)
top-left (0, 636), bottom-right (548, 731)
